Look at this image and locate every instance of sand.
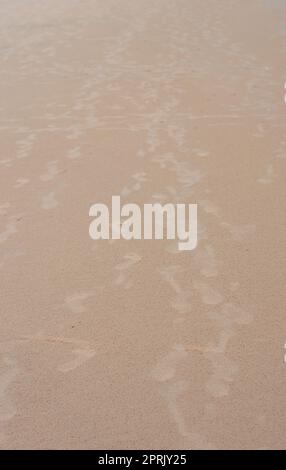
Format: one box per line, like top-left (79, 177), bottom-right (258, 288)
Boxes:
top-left (0, 0), bottom-right (286, 450)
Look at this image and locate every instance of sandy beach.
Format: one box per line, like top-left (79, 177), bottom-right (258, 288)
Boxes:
top-left (1, 0), bottom-right (286, 450)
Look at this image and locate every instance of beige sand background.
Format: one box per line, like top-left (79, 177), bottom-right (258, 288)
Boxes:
top-left (0, 0), bottom-right (286, 450)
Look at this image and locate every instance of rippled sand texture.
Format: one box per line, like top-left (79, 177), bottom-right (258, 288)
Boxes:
top-left (1, 0), bottom-right (286, 450)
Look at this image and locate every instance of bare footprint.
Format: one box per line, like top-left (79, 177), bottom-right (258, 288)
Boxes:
top-left (40, 161), bottom-right (60, 181)
top-left (221, 222), bottom-right (256, 242)
top-left (152, 345), bottom-right (188, 382)
top-left (0, 221), bottom-right (18, 243)
top-left (0, 203), bottom-right (10, 216)
top-left (58, 349), bottom-right (95, 373)
top-left (121, 172), bottom-right (147, 197)
top-left (114, 253), bottom-right (141, 288)
top-left (65, 292), bottom-right (94, 314)
top-left (200, 199), bottom-right (220, 217)
top-left (41, 191), bottom-right (58, 210)
top-left (171, 293), bottom-right (193, 314)
top-left (194, 281), bottom-right (224, 305)
top-left (258, 164), bottom-right (275, 184)
top-left (14, 178), bottom-right (29, 189)
top-left (158, 265), bottom-right (183, 295)
top-left (17, 333), bottom-right (96, 374)
top-left (206, 353), bottom-right (238, 398)
top-left (196, 244), bottom-right (219, 278)
top-left (161, 379), bottom-right (216, 449)
top-left (67, 146), bottom-right (81, 159)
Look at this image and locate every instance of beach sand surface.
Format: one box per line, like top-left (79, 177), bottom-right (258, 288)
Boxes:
top-left (0, 0), bottom-right (286, 449)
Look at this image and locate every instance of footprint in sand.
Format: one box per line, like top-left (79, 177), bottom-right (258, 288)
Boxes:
top-left (58, 349), bottom-right (95, 373)
top-left (171, 293), bottom-right (193, 314)
top-left (159, 266), bottom-right (194, 314)
top-left (0, 203), bottom-right (10, 216)
top-left (158, 265), bottom-right (183, 295)
top-left (221, 222), bottom-right (256, 242)
top-left (121, 172), bottom-right (147, 197)
top-left (66, 127), bottom-right (83, 140)
top-left (114, 253), bottom-right (141, 289)
top-left (229, 281), bottom-right (240, 292)
top-left (0, 158), bottom-right (13, 168)
top-left (14, 178), bottom-right (29, 189)
top-left (168, 125), bottom-right (186, 149)
top-left (176, 166), bottom-right (203, 191)
top-left (18, 334), bottom-right (96, 374)
top-left (16, 133), bottom-right (36, 159)
top-left (0, 221), bottom-right (18, 243)
top-left (284, 343), bottom-right (286, 364)
top-left (258, 164), bottom-right (276, 184)
top-left (200, 199), bottom-right (220, 217)
top-left (0, 356), bottom-right (18, 422)
top-left (152, 186), bottom-right (179, 204)
top-left (193, 148), bottom-right (210, 158)
top-left (161, 379), bottom-right (216, 449)
top-left (40, 161), bottom-right (60, 181)
top-left (208, 302), bottom-right (253, 326)
top-left (194, 281), bottom-right (224, 305)
top-left (196, 244), bottom-right (219, 278)
top-left (153, 153), bottom-right (178, 169)
top-left (254, 123), bottom-right (265, 138)
top-left (137, 149), bottom-right (145, 158)
top-left (65, 292), bottom-right (94, 314)
top-left (152, 192), bottom-right (168, 202)
top-left (41, 191), bottom-right (58, 210)
top-left (205, 353), bottom-right (238, 398)
top-left (152, 345), bottom-right (188, 383)
top-left (67, 146), bottom-right (81, 159)
top-left (0, 249), bottom-right (25, 269)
